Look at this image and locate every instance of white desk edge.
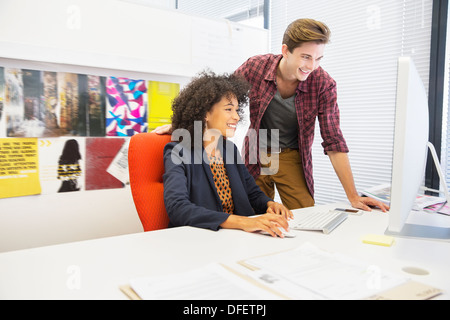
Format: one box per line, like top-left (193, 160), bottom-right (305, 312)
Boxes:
top-left (0, 202), bottom-right (449, 300)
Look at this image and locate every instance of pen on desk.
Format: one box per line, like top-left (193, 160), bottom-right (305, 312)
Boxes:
top-left (335, 208), bottom-right (354, 212)
top-left (334, 208), bottom-right (362, 215)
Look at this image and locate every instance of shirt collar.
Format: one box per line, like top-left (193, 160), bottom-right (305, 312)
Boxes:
top-left (264, 54), bottom-right (282, 82)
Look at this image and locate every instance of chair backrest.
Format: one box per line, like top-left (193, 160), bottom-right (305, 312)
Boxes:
top-left (128, 132), bottom-right (172, 231)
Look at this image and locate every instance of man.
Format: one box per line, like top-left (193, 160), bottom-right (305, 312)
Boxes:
top-left (154, 18), bottom-right (388, 212)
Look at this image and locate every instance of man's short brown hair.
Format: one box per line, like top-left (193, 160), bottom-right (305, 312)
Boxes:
top-left (282, 18), bottom-right (330, 52)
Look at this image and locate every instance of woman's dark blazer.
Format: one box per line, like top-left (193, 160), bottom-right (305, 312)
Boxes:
top-left (163, 138), bottom-right (272, 231)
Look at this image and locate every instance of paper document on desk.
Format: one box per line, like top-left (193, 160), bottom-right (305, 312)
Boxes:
top-left (423, 202), bottom-right (450, 215)
top-left (360, 183), bottom-right (446, 210)
top-left (240, 242), bottom-right (409, 300)
top-left (128, 263), bottom-right (281, 300)
top-left (360, 183), bottom-right (391, 205)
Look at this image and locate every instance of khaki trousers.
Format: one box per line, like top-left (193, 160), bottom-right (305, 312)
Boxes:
top-left (256, 149), bottom-right (314, 210)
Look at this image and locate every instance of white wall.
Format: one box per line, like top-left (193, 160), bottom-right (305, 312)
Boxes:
top-left (0, 0), bottom-right (268, 252)
top-left (0, 187), bottom-right (143, 252)
top-left (0, 0), bottom-right (268, 77)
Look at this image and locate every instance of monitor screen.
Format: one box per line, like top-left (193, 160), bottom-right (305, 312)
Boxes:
top-left (386, 57), bottom-right (450, 240)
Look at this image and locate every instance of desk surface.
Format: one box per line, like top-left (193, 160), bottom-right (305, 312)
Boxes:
top-left (0, 203), bottom-right (449, 300)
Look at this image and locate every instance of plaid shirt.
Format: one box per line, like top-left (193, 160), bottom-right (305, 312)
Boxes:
top-left (235, 54), bottom-right (348, 198)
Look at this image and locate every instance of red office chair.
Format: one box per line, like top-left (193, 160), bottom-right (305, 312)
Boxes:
top-left (128, 132), bottom-right (172, 231)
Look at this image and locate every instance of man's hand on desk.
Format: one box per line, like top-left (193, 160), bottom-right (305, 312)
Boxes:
top-left (350, 196), bottom-right (389, 213)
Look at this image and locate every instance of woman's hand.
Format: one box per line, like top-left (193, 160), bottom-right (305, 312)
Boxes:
top-left (266, 201), bottom-right (294, 220)
top-left (221, 213), bottom-right (290, 238)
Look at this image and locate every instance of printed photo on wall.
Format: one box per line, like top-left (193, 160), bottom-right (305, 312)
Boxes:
top-left (85, 137), bottom-right (126, 191)
top-left (106, 77), bottom-right (148, 136)
top-left (56, 138), bottom-right (83, 192)
top-left (42, 71), bottom-right (60, 136)
top-left (57, 72), bottom-right (80, 136)
top-left (5, 69), bottom-right (64, 138)
top-left (57, 73), bottom-right (106, 137)
top-left (2, 68), bottom-right (107, 138)
top-left (4, 68), bottom-right (24, 137)
top-left (80, 75), bottom-right (106, 136)
top-left (38, 137), bottom-right (85, 194)
top-left (0, 67), bottom-right (4, 137)
top-left (23, 69), bottom-right (46, 137)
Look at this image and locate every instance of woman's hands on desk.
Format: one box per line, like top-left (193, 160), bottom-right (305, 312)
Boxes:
top-left (220, 212), bottom-right (290, 238)
top-left (267, 201), bottom-right (293, 220)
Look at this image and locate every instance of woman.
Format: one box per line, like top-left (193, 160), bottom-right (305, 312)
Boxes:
top-left (163, 71), bottom-right (292, 237)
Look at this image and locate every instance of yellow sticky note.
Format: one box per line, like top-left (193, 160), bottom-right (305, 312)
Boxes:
top-left (362, 234), bottom-right (395, 247)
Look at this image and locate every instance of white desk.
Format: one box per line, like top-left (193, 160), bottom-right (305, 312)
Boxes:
top-left (0, 203), bottom-right (449, 300)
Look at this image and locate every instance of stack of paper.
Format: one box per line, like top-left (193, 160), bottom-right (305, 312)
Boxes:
top-left (122, 243), bottom-right (442, 300)
top-left (123, 263), bottom-right (281, 300)
top-left (239, 242), bottom-right (409, 300)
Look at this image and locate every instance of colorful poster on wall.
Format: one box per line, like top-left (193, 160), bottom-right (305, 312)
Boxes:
top-left (0, 67), bottom-right (4, 137)
top-left (147, 80), bottom-right (179, 130)
top-left (6, 68), bottom-right (46, 137)
top-left (85, 137), bottom-right (125, 190)
top-left (58, 72), bottom-right (80, 136)
top-left (79, 75), bottom-right (106, 136)
top-left (5, 68), bottom-right (24, 137)
top-left (2, 69), bottom-right (107, 138)
top-left (22, 69), bottom-right (46, 137)
top-left (106, 77), bottom-right (147, 136)
top-left (42, 71), bottom-right (60, 136)
top-left (4, 68), bottom-right (56, 137)
top-left (0, 62), bottom-right (183, 199)
top-left (0, 137), bottom-right (41, 198)
top-left (39, 137), bottom-right (85, 194)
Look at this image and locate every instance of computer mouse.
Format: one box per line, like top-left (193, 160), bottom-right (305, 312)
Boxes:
top-left (258, 228), bottom-right (297, 238)
top-left (279, 229), bottom-right (297, 238)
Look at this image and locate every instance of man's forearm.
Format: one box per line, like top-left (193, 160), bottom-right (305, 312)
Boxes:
top-left (327, 151), bottom-right (359, 202)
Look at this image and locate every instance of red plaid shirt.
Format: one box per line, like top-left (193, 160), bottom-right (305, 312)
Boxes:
top-left (235, 54), bottom-right (348, 198)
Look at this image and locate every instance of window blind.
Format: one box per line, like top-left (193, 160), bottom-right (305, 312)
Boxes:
top-left (270, 0), bottom-right (433, 204)
top-left (443, 4), bottom-right (450, 193)
top-left (176, 0), bottom-right (264, 21)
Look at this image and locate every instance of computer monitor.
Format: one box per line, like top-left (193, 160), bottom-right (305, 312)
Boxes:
top-left (385, 57), bottom-right (450, 240)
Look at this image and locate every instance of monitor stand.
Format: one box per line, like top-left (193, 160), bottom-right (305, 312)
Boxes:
top-left (421, 142), bottom-right (450, 204)
top-left (385, 142), bottom-right (450, 241)
top-left (385, 223), bottom-right (450, 241)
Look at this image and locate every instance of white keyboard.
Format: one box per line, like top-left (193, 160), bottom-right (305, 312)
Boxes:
top-left (289, 209), bottom-right (348, 234)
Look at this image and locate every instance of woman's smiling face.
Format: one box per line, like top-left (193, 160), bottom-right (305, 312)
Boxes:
top-left (205, 95), bottom-right (240, 140)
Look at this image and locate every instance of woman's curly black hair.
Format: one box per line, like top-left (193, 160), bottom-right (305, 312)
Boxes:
top-left (171, 70), bottom-right (250, 143)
